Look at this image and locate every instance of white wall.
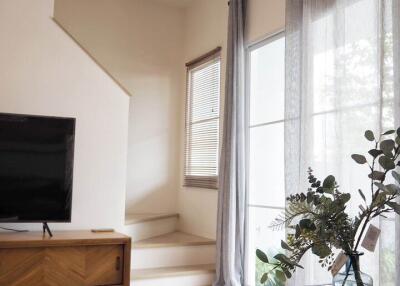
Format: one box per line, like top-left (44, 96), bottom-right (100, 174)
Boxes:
top-left (178, 0), bottom-right (285, 239)
top-left (0, 0), bottom-right (130, 231)
top-left (54, 0), bottom-right (185, 215)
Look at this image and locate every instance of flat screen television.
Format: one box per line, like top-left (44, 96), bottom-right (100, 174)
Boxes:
top-left (0, 113), bottom-right (75, 223)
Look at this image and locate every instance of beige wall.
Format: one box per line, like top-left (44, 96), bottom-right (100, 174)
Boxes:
top-left (54, 0), bottom-right (186, 214)
top-left (53, 0), bottom-right (285, 238)
top-left (246, 0), bottom-right (285, 44)
top-left (177, 0), bottom-right (228, 239)
top-left (0, 0), bottom-right (129, 231)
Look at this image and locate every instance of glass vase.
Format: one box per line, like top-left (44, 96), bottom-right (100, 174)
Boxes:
top-left (332, 253), bottom-right (373, 286)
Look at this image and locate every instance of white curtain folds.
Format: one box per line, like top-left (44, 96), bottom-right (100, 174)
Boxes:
top-left (285, 0), bottom-right (399, 285)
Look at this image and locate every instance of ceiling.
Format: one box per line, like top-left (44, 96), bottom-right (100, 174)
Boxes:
top-left (151, 0), bottom-right (195, 8)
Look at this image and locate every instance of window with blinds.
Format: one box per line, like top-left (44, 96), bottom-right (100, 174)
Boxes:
top-left (184, 47), bottom-right (221, 189)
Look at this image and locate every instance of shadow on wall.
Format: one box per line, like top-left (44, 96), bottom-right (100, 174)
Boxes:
top-left (125, 73), bottom-right (183, 214)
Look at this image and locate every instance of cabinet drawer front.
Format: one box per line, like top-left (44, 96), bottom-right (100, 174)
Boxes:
top-left (0, 247), bottom-right (86, 286)
top-left (45, 247), bottom-right (86, 285)
top-left (85, 245), bottom-right (124, 286)
top-left (0, 245), bottom-right (125, 286)
top-left (0, 248), bottom-right (43, 286)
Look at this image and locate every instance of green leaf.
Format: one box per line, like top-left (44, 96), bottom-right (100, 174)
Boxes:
top-left (293, 261), bottom-right (304, 269)
top-left (260, 273), bottom-right (268, 284)
top-left (295, 225), bottom-right (301, 238)
top-left (368, 171), bottom-right (386, 181)
top-left (256, 249), bottom-right (269, 263)
top-left (275, 270), bottom-right (286, 282)
top-left (374, 182), bottom-right (387, 191)
top-left (274, 253), bottom-right (294, 266)
top-left (386, 184), bottom-right (400, 195)
top-left (358, 189), bottom-right (366, 202)
top-left (397, 127), bottom-right (400, 137)
top-left (273, 253), bottom-right (288, 263)
top-left (307, 192), bottom-right (313, 204)
top-left (341, 193), bottom-right (351, 204)
top-left (379, 156), bottom-right (395, 170)
top-left (315, 195), bottom-right (323, 205)
top-left (351, 154), bottom-right (367, 164)
top-left (365, 130), bottom-right (375, 141)
top-left (283, 268), bottom-right (292, 279)
top-left (299, 219), bottom-right (316, 231)
top-left (375, 192), bottom-right (387, 205)
top-left (392, 171), bottom-right (400, 184)
top-left (380, 139), bottom-right (395, 156)
top-left (281, 240), bottom-right (292, 251)
top-left (387, 201), bottom-right (400, 215)
top-left (322, 175), bottom-right (336, 189)
top-left (382, 130), bottom-right (395, 135)
top-left (368, 149), bottom-right (384, 158)
top-left (312, 243), bottom-right (331, 258)
top-left (323, 188), bottom-right (334, 194)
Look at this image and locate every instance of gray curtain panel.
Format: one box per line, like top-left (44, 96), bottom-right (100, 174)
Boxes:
top-left (285, 0), bottom-right (400, 285)
top-left (213, 0), bottom-right (247, 285)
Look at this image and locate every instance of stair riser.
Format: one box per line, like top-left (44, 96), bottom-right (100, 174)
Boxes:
top-left (131, 273), bottom-right (215, 286)
top-left (131, 245), bottom-right (216, 269)
top-left (123, 217), bottom-right (178, 242)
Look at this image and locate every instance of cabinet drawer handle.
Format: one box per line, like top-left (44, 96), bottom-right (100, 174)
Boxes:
top-left (116, 256), bottom-right (121, 271)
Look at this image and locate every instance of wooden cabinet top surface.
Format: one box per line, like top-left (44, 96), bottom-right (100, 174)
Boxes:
top-left (0, 231), bottom-right (130, 248)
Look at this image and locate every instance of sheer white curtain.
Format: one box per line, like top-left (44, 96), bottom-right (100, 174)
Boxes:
top-left (285, 0), bottom-right (398, 285)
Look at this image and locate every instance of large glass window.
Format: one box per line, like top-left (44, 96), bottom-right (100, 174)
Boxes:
top-left (246, 2), bottom-right (395, 283)
top-left (246, 34), bottom-right (286, 286)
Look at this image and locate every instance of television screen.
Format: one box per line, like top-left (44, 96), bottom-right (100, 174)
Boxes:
top-left (0, 113), bottom-right (75, 222)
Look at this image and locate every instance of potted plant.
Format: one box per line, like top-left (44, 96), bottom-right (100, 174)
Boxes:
top-left (256, 128), bottom-right (400, 286)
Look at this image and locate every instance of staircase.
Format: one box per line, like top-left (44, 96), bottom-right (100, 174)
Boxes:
top-left (124, 213), bottom-right (216, 286)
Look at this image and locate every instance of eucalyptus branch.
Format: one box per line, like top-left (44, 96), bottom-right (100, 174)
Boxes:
top-left (353, 134), bottom-right (400, 252)
top-left (257, 128), bottom-right (400, 285)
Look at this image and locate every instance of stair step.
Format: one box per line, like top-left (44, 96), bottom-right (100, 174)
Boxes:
top-left (131, 232), bottom-right (216, 269)
top-left (131, 264), bottom-right (215, 280)
top-left (130, 266), bottom-right (215, 286)
top-left (131, 265), bottom-right (215, 286)
top-left (133, 231), bottom-right (215, 248)
top-left (125, 213), bottom-right (179, 225)
top-left (123, 214), bottom-right (179, 242)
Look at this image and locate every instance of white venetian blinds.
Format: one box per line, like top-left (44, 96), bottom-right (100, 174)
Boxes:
top-left (184, 48), bottom-right (221, 189)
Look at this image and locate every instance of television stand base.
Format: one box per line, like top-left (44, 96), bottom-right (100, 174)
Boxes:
top-left (42, 222), bottom-right (53, 237)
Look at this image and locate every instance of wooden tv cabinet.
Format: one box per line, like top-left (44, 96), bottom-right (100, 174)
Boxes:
top-left (0, 231), bottom-right (131, 286)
